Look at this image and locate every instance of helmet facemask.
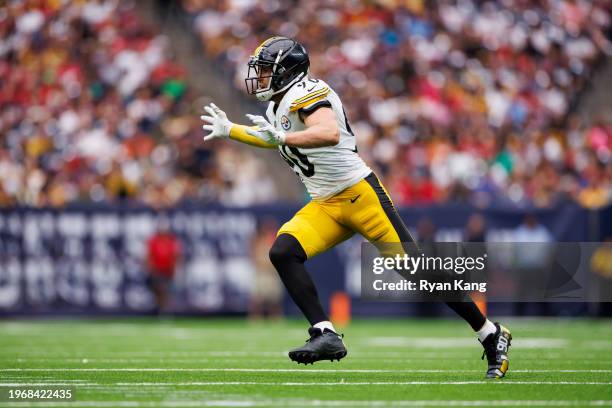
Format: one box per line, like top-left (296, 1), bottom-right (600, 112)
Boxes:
top-left (245, 50), bottom-right (284, 102)
top-left (245, 46), bottom-right (308, 102)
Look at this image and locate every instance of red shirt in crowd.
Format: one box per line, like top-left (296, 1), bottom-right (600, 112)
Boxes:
top-left (147, 232), bottom-right (181, 278)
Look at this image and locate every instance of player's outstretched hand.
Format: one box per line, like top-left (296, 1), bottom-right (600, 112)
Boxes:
top-left (246, 114), bottom-right (286, 146)
top-left (201, 103), bottom-right (233, 141)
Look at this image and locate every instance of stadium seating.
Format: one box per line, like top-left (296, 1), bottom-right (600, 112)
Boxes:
top-left (183, 0), bottom-right (612, 208)
top-left (1, 0), bottom-right (610, 208)
top-left (0, 0), bottom-right (277, 208)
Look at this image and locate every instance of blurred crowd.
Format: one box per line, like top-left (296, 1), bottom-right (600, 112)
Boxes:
top-left (184, 0), bottom-right (612, 208)
top-left (1, 0), bottom-right (611, 210)
top-left (0, 0), bottom-right (276, 208)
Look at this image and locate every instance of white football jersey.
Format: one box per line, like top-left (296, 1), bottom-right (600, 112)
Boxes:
top-left (265, 77), bottom-right (371, 200)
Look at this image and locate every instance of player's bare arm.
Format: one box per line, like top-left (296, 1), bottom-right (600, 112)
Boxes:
top-left (285, 107), bottom-right (339, 148)
top-left (247, 106), bottom-right (340, 148)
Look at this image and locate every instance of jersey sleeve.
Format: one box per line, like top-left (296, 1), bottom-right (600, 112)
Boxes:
top-left (297, 99), bottom-right (332, 117)
top-left (288, 80), bottom-right (332, 114)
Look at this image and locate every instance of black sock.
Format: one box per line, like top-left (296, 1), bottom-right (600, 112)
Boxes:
top-left (269, 234), bottom-right (329, 325)
top-left (445, 301), bottom-right (486, 331)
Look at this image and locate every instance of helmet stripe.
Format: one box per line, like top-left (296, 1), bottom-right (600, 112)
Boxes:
top-left (253, 36), bottom-right (283, 57)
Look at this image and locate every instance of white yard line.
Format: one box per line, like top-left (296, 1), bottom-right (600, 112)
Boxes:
top-left (0, 400), bottom-right (611, 407)
top-left (1, 368), bottom-right (611, 373)
top-left (2, 380), bottom-right (611, 387)
top-left (364, 337), bottom-right (570, 349)
top-left (110, 381), bottom-right (612, 386)
top-left (0, 383), bottom-right (98, 386)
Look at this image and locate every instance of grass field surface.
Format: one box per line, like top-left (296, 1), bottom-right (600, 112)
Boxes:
top-left (1, 318), bottom-right (611, 407)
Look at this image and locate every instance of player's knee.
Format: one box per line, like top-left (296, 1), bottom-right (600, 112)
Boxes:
top-left (269, 234), bottom-right (307, 267)
top-left (268, 241), bottom-right (286, 266)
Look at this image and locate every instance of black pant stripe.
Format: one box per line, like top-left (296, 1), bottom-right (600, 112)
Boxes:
top-left (364, 173), bottom-right (417, 244)
top-left (364, 174), bottom-right (486, 326)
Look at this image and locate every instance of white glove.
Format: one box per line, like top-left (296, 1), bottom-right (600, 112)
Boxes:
top-left (245, 114), bottom-right (286, 145)
top-left (201, 103), bottom-right (233, 141)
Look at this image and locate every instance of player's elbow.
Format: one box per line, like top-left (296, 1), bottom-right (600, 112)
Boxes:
top-left (323, 124), bottom-right (339, 146)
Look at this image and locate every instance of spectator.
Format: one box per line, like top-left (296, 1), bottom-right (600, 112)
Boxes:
top-left (249, 218), bottom-right (283, 319)
top-left (146, 218), bottom-right (181, 313)
top-left (590, 237), bottom-right (612, 316)
top-left (465, 213), bottom-right (486, 242)
top-left (416, 216), bottom-right (436, 245)
top-left (512, 214), bottom-right (554, 315)
top-left (514, 214), bottom-right (554, 243)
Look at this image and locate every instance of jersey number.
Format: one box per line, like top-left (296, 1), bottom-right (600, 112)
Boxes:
top-left (279, 146), bottom-right (315, 177)
top-left (297, 78), bottom-right (319, 92)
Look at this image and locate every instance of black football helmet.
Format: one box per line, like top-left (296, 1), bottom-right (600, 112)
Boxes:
top-left (245, 37), bottom-right (309, 101)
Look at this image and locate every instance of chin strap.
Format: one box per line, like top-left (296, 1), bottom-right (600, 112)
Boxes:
top-left (272, 71), bottom-right (306, 97)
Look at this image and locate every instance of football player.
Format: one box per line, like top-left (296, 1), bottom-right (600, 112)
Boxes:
top-left (201, 37), bottom-right (512, 378)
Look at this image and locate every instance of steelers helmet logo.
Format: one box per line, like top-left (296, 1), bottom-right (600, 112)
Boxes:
top-left (281, 115), bottom-right (291, 130)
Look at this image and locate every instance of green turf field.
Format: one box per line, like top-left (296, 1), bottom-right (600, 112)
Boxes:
top-left (1, 318), bottom-right (611, 407)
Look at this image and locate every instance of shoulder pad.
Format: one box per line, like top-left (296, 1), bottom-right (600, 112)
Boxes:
top-left (287, 79), bottom-right (331, 113)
